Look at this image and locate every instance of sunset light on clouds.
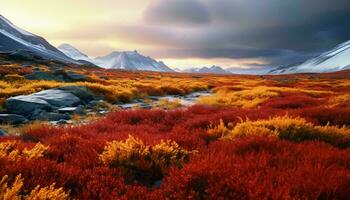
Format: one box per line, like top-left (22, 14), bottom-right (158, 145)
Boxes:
top-left (1, 0), bottom-right (349, 69)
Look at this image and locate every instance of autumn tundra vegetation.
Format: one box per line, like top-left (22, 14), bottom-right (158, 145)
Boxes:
top-left (1, 63), bottom-right (350, 199)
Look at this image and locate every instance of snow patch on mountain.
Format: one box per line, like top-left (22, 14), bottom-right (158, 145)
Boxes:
top-left (183, 65), bottom-right (231, 74)
top-left (0, 15), bottom-right (79, 64)
top-left (93, 50), bottom-right (173, 72)
top-left (270, 39), bottom-right (350, 74)
top-left (0, 15), bottom-right (34, 36)
top-left (58, 43), bottom-right (174, 72)
top-left (58, 44), bottom-right (92, 62)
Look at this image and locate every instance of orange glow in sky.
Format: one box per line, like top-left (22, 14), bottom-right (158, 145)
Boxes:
top-left (0, 0), bottom-right (267, 69)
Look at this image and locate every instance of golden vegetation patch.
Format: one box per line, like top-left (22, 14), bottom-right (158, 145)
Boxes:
top-left (198, 85), bottom-right (331, 108)
top-left (328, 94), bottom-right (350, 107)
top-left (0, 174), bottom-right (68, 200)
top-left (198, 86), bottom-right (279, 108)
top-left (100, 135), bottom-right (197, 171)
top-left (206, 116), bottom-right (350, 148)
top-left (0, 142), bottom-right (48, 161)
top-left (157, 98), bottom-right (182, 109)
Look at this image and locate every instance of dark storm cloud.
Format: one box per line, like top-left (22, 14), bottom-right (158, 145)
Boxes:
top-left (145, 47), bottom-right (311, 66)
top-left (144, 0), bottom-right (211, 26)
top-left (140, 0), bottom-right (350, 66)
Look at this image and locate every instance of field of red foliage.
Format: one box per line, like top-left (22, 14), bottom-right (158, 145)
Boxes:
top-left (1, 69), bottom-right (350, 199)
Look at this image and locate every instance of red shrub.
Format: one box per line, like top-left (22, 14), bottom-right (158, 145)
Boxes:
top-left (0, 65), bottom-right (33, 76)
top-left (157, 137), bottom-right (350, 200)
top-left (262, 94), bottom-right (324, 109)
top-left (292, 107), bottom-right (350, 126)
top-left (1, 106), bottom-right (350, 199)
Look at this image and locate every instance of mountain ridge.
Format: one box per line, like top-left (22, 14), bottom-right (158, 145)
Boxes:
top-left (0, 15), bottom-right (79, 64)
top-left (183, 65), bottom-right (231, 74)
top-left (60, 44), bottom-right (174, 72)
top-left (270, 39), bottom-right (350, 74)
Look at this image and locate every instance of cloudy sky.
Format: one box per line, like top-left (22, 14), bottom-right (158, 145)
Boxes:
top-left (1, 0), bottom-right (350, 69)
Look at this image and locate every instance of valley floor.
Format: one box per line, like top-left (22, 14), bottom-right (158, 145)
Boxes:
top-left (1, 64), bottom-right (350, 199)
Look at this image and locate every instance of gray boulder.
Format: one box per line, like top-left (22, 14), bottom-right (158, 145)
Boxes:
top-left (57, 86), bottom-right (95, 103)
top-left (6, 89), bottom-right (81, 117)
top-left (6, 96), bottom-right (52, 116)
top-left (0, 114), bottom-right (28, 125)
top-left (33, 89), bottom-right (81, 107)
top-left (35, 111), bottom-right (71, 121)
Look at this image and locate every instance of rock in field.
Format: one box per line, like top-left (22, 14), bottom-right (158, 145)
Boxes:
top-left (0, 114), bottom-right (28, 125)
top-left (33, 89), bottom-right (81, 107)
top-left (58, 106), bottom-right (84, 115)
top-left (35, 111), bottom-right (71, 121)
top-left (5, 89), bottom-right (82, 118)
top-left (0, 128), bottom-right (6, 137)
top-left (57, 86), bottom-right (95, 103)
top-left (6, 96), bottom-right (52, 116)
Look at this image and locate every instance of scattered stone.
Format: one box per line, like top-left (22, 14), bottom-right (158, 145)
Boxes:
top-left (56, 119), bottom-right (68, 125)
top-left (0, 128), bottom-right (6, 137)
top-left (6, 96), bottom-right (52, 116)
top-left (139, 103), bottom-right (152, 109)
top-left (98, 110), bottom-right (109, 115)
top-left (33, 89), bottom-right (81, 107)
top-left (0, 114), bottom-right (28, 125)
top-left (58, 106), bottom-right (84, 115)
top-left (58, 86), bottom-right (95, 103)
top-left (36, 111), bottom-right (71, 121)
top-left (148, 96), bottom-right (159, 101)
top-left (6, 89), bottom-right (82, 118)
top-left (87, 100), bottom-right (105, 108)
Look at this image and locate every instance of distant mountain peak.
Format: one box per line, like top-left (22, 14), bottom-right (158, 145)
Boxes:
top-left (183, 65), bottom-right (230, 74)
top-left (60, 44), bottom-right (174, 72)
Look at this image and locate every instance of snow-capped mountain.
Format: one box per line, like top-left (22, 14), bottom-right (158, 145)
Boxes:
top-left (58, 42), bottom-right (174, 72)
top-left (0, 15), bottom-right (79, 64)
top-left (270, 40), bottom-right (350, 74)
top-left (93, 51), bottom-right (173, 72)
top-left (183, 65), bottom-right (231, 74)
top-left (57, 44), bottom-right (92, 62)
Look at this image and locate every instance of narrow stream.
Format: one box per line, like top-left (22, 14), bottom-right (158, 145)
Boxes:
top-left (116, 90), bottom-right (212, 110)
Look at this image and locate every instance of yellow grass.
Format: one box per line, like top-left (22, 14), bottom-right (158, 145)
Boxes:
top-left (0, 174), bottom-right (69, 200)
top-left (217, 116), bottom-right (350, 148)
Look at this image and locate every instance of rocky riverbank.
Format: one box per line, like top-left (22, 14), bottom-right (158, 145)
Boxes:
top-left (0, 87), bottom-right (212, 135)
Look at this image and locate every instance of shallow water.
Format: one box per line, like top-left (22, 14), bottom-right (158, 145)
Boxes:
top-left (117, 90), bottom-right (212, 110)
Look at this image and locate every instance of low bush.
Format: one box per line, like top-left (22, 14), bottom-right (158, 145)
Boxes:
top-left (225, 116), bottom-right (350, 148)
top-left (0, 141), bottom-right (48, 161)
top-left (100, 135), bottom-right (197, 184)
top-left (158, 137), bottom-right (350, 199)
top-left (0, 174), bottom-right (69, 200)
